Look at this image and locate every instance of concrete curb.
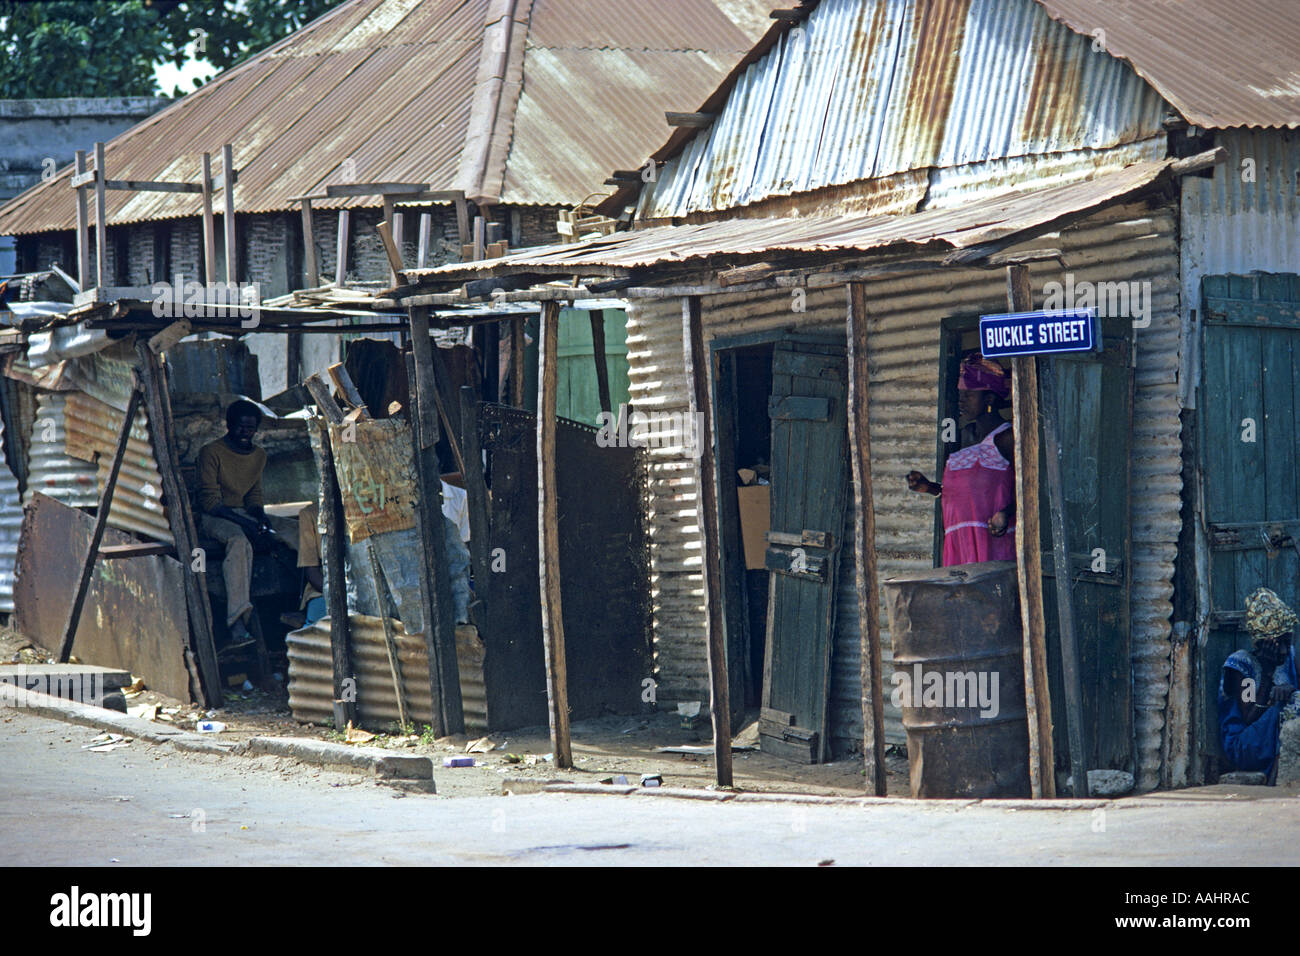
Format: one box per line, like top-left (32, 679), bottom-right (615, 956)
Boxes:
top-left (1, 686), bottom-right (431, 787)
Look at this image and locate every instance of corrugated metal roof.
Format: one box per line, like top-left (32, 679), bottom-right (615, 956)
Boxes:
top-left (418, 156), bottom-right (1190, 278)
top-left (1035, 0), bottom-right (1300, 130)
top-left (636, 0), bottom-right (1168, 219)
top-left (0, 0), bottom-right (771, 236)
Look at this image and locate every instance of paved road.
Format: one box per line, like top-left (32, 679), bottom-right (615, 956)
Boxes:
top-left (3, 709), bottom-right (1299, 866)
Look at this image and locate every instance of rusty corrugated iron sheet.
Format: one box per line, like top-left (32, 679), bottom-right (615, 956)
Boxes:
top-left (419, 157), bottom-right (1187, 279)
top-left (25, 391), bottom-right (99, 509)
top-left (14, 492), bottom-right (193, 701)
top-left (636, 0), bottom-right (1167, 219)
top-left (1035, 0), bottom-right (1300, 130)
top-left (0, 0), bottom-right (771, 235)
top-left (286, 616), bottom-right (488, 732)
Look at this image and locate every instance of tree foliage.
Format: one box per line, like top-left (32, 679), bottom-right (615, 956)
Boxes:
top-left (0, 0), bottom-right (341, 99)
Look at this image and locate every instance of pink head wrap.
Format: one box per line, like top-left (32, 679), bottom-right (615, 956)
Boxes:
top-left (958, 353), bottom-right (1010, 398)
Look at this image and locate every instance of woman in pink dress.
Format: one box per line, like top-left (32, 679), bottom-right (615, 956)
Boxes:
top-left (906, 354), bottom-right (1016, 567)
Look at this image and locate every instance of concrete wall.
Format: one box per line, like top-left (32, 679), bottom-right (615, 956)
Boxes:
top-left (0, 97), bottom-right (170, 274)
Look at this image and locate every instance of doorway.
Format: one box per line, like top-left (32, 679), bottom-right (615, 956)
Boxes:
top-left (711, 331), bottom-right (850, 763)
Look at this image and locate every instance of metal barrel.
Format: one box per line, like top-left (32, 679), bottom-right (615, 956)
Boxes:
top-left (883, 561), bottom-right (1030, 798)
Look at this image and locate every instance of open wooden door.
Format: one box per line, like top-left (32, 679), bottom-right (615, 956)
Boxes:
top-left (760, 336), bottom-right (849, 763)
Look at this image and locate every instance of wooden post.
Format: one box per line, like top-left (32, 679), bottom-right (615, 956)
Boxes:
top-left (536, 301), bottom-right (573, 767)
top-left (846, 283), bottom-right (888, 796)
top-left (472, 215), bottom-right (485, 261)
top-left (135, 343), bottom-right (221, 706)
top-left (453, 195), bottom-right (470, 252)
top-left (383, 196), bottom-right (397, 286)
top-left (201, 152), bottom-right (217, 285)
top-left (93, 142), bottom-right (107, 289)
top-left (367, 545), bottom-right (409, 731)
top-left (1007, 264), bottom-right (1056, 798)
top-left (58, 384), bottom-right (143, 662)
top-left (590, 309), bottom-right (613, 418)
top-left (417, 212), bottom-right (432, 269)
top-left (1039, 356), bottom-right (1089, 797)
top-left (74, 151), bottom-right (90, 290)
top-left (300, 198), bottom-right (319, 289)
top-left (511, 317), bottom-right (526, 407)
top-left (408, 305), bottom-right (464, 735)
top-left (682, 295), bottom-right (733, 786)
top-left (335, 209), bottom-right (350, 286)
top-left (309, 411), bottom-right (357, 730)
top-left (459, 385), bottom-right (492, 603)
top-left (221, 143), bottom-right (237, 285)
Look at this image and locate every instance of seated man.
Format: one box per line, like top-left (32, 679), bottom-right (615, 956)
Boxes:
top-left (197, 399), bottom-right (296, 647)
top-left (1219, 586), bottom-right (1300, 777)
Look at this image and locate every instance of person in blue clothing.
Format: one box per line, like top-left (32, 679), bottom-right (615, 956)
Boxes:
top-left (1219, 587), bottom-right (1300, 778)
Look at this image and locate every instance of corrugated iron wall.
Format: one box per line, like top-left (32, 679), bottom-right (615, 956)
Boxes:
top-left (286, 615), bottom-right (489, 734)
top-left (25, 392), bottom-right (99, 510)
top-left (0, 411), bottom-right (22, 613)
top-left (627, 199), bottom-right (1181, 784)
top-left (640, 0), bottom-right (1167, 220)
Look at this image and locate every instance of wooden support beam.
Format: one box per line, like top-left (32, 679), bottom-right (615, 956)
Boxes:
top-left (74, 151), bottom-right (90, 291)
top-left (58, 384), bottom-right (143, 663)
top-left (426, 344), bottom-right (467, 478)
top-left (324, 182), bottom-right (426, 198)
top-left (367, 545), bottom-right (409, 731)
top-left (135, 342), bottom-right (221, 706)
top-left (682, 295), bottom-right (733, 787)
top-left (665, 111), bottom-right (714, 127)
top-left (458, 385), bottom-right (492, 605)
top-left (473, 215), bottom-right (485, 262)
top-left (417, 212), bottom-right (432, 270)
top-left (511, 317), bottom-right (526, 408)
top-left (301, 198), bottom-right (319, 289)
top-left (335, 209), bottom-right (350, 286)
top-left (408, 305), bottom-right (463, 735)
top-left (536, 300), bottom-right (573, 768)
top-left (1039, 355), bottom-right (1089, 797)
top-left (93, 142), bottom-right (107, 289)
top-left (590, 309), bottom-right (612, 417)
top-left (846, 283), bottom-right (887, 796)
top-left (201, 152), bottom-right (217, 285)
top-left (1006, 264), bottom-right (1056, 798)
top-left (312, 415), bottom-right (356, 729)
top-left (99, 541), bottom-right (175, 559)
top-left (454, 196), bottom-right (470, 250)
top-left (221, 143), bottom-right (237, 285)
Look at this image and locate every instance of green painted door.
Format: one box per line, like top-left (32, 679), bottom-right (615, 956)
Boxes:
top-left (760, 336), bottom-right (849, 764)
top-left (523, 308), bottom-right (630, 424)
top-left (1038, 317), bottom-right (1134, 774)
top-left (1199, 273), bottom-right (1300, 759)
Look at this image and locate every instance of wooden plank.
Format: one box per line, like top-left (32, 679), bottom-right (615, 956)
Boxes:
top-left (590, 309), bottom-right (613, 417)
top-left (335, 209), bottom-right (350, 286)
top-left (99, 542), bottom-right (174, 559)
top-left (300, 198), bottom-right (318, 289)
top-left (767, 395), bottom-right (830, 421)
top-left (473, 215), bottom-right (485, 262)
top-left (221, 143), bottom-right (237, 285)
top-left (1006, 264), bottom-right (1055, 798)
top-left (93, 142), bottom-right (107, 289)
top-left (324, 182), bottom-right (426, 197)
top-left (58, 384), bottom-right (143, 662)
top-left (327, 362), bottom-right (369, 416)
top-left (682, 296), bottom-right (733, 786)
top-left (304, 373), bottom-right (344, 423)
top-left (311, 416), bottom-right (356, 729)
top-left (408, 305), bottom-right (463, 735)
top-left (417, 213), bottom-right (432, 270)
top-left (425, 344), bottom-right (467, 477)
top-left (511, 317), bottom-right (526, 407)
top-left (665, 111), bottom-right (715, 127)
top-left (1039, 355), bottom-right (1089, 797)
top-left (74, 151), bottom-right (90, 290)
top-left (135, 343), bottom-right (221, 706)
top-left (376, 220), bottom-right (405, 283)
top-left (201, 152), bottom-right (217, 285)
top-left (454, 196), bottom-right (470, 250)
top-left (847, 283), bottom-right (887, 795)
top-left (537, 300), bottom-right (573, 768)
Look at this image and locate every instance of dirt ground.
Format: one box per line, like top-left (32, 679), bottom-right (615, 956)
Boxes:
top-left (1, 628), bottom-right (911, 798)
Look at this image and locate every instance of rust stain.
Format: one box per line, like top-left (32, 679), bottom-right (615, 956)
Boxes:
top-left (900, 0), bottom-right (970, 165)
top-left (1022, 26), bottom-right (1084, 143)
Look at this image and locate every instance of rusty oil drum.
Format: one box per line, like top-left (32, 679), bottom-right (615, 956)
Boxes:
top-left (883, 561), bottom-right (1030, 798)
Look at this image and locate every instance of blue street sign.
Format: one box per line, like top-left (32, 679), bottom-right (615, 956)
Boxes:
top-left (978, 309), bottom-right (1100, 359)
